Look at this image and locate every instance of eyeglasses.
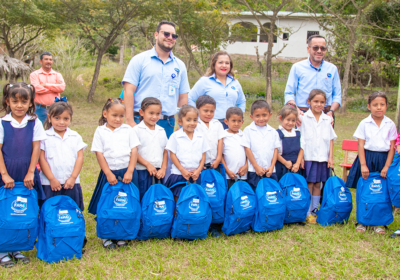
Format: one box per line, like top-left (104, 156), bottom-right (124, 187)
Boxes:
top-left (160, 31), bottom-right (178, 40)
top-left (311, 46), bottom-right (327, 52)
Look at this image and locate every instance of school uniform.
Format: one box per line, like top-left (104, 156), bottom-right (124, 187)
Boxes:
top-left (40, 127), bottom-right (87, 211)
top-left (346, 115), bottom-right (397, 189)
top-left (241, 122), bottom-right (280, 191)
top-left (0, 114), bottom-right (46, 199)
top-left (165, 128), bottom-right (209, 197)
top-left (196, 119), bottom-right (225, 165)
top-left (276, 126), bottom-right (304, 180)
top-left (299, 110), bottom-right (337, 183)
top-left (223, 129), bottom-right (247, 188)
top-left (133, 121), bottom-right (168, 200)
top-left (88, 124), bottom-right (140, 215)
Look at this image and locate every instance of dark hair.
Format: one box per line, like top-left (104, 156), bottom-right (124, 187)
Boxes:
top-left (1, 82), bottom-right (36, 119)
top-left (178, 105), bottom-right (198, 120)
top-left (307, 35), bottom-right (326, 45)
top-left (99, 98), bottom-right (125, 125)
top-left (40, 52), bottom-right (52, 60)
top-left (140, 97), bottom-right (162, 121)
top-left (226, 107), bottom-right (243, 120)
top-left (204, 50), bottom-right (235, 79)
top-left (308, 89), bottom-right (327, 102)
top-left (368, 91), bottom-right (388, 105)
top-left (278, 105), bottom-right (298, 120)
top-left (250, 100), bottom-right (271, 115)
top-left (43, 101), bottom-right (73, 130)
top-left (156, 21), bottom-right (176, 32)
top-left (196, 95), bottom-right (216, 109)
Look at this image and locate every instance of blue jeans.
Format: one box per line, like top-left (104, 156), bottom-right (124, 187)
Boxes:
top-left (36, 105), bottom-right (48, 124)
top-left (218, 119), bottom-right (228, 129)
top-left (134, 115), bottom-right (175, 138)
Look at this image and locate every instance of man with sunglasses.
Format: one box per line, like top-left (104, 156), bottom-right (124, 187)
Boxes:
top-left (284, 35), bottom-right (341, 126)
top-left (122, 20), bottom-right (190, 138)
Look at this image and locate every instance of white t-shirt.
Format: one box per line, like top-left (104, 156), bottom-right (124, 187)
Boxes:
top-left (195, 119), bottom-right (225, 164)
top-left (223, 129), bottom-right (247, 179)
top-left (0, 113), bottom-right (46, 143)
top-left (40, 127), bottom-right (87, 185)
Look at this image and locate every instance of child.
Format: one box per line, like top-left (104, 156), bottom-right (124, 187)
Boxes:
top-left (133, 97), bottom-right (168, 200)
top-left (0, 83), bottom-right (46, 268)
top-left (299, 89), bottom-right (336, 224)
top-left (345, 91), bottom-right (396, 235)
top-left (88, 98), bottom-right (140, 249)
top-left (222, 107), bottom-right (248, 189)
top-left (39, 98), bottom-right (87, 212)
top-left (165, 105), bottom-right (209, 201)
top-left (275, 104), bottom-right (304, 180)
top-left (241, 100), bottom-right (280, 192)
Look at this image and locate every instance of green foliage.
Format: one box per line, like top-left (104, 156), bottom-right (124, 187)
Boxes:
top-left (106, 45), bottom-right (119, 56)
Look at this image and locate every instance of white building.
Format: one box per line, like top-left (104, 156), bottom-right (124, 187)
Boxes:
top-left (224, 11), bottom-right (326, 60)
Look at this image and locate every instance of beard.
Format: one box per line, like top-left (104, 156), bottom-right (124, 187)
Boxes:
top-left (157, 37), bottom-right (175, 52)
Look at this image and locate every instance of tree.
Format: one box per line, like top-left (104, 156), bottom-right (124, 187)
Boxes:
top-left (58, 0), bottom-right (146, 102)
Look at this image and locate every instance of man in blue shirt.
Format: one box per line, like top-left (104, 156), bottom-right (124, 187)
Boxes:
top-left (122, 21), bottom-right (190, 138)
top-left (284, 35), bottom-right (341, 125)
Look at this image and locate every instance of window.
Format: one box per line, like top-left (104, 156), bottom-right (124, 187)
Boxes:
top-left (307, 31), bottom-right (319, 43)
top-left (259, 23), bottom-right (278, 43)
top-left (283, 33), bottom-right (289, 41)
top-left (231, 22), bottom-right (258, 42)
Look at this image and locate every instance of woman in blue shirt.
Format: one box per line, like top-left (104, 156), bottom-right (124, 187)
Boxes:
top-left (189, 51), bottom-right (246, 129)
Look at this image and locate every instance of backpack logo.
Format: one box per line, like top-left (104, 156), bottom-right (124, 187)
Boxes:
top-left (339, 187), bottom-right (348, 201)
top-left (369, 180), bottom-right (382, 192)
top-left (266, 191), bottom-right (277, 203)
top-left (114, 193), bottom-right (128, 207)
top-left (290, 188), bottom-right (302, 199)
top-left (189, 198), bottom-right (200, 212)
top-left (11, 197), bottom-right (27, 214)
top-left (205, 183), bottom-right (216, 196)
top-left (240, 196), bottom-right (251, 208)
top-left (154, 200), bottom-right (167, 213)
top-left (58, 213), bottom-right (72, 223)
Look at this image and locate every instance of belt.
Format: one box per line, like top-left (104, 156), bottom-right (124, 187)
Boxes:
top-left (134, 112), bottom-right (174, 120)
top-left (35, 102), bottom-right (52, 109)
top-left (298, 106), bottom-right (331, 113)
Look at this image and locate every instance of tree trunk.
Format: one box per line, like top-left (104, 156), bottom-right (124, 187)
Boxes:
top-left (119, 34), bottom-right (125, 65)
top-left (131, 45), bottom-right (135, 57)
top-left (87, 49), bottom-right (105, 103)
top-left (264, 21), bottom-right (275, 106)
top-left (340, 31), bottom-right (357, 113)
top-left (255, 46), bottom-right (263, 75)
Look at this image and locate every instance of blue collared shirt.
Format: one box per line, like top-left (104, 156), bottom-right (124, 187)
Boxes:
top-left (122, 47), bottom-right (190, 116)
top-left (188, 74), bottom-right (246, 119)
top-left (284, 59), bottom-right (342, 108)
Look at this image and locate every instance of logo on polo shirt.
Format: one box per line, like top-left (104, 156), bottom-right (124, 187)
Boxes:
top-left (327, 73), bottom-right (332, 78)
top-left (231, 86), bottom-right (236, 90)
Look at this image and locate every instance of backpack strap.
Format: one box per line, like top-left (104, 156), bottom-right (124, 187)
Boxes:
top-left (151, 176), bottom-right (162, 185)
top-left (168, 180), bottom-right (197, 190)
top-left (277, 129), bottom-right (284, 140)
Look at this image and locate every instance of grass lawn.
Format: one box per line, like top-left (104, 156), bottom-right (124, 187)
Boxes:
top-left (1, 97), bottom-right (400, 279)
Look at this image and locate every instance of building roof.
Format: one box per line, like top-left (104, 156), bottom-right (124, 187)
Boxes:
top-left (238, 11), bottom-right (323, 18)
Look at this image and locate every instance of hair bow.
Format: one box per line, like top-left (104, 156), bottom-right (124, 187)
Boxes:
top-left (55, 96), bottom-right (68, 102)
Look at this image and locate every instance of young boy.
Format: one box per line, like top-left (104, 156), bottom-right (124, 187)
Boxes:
top-left (241, 100), bottom-right (280, 192)
top-left (221, 107), bottom-right (248, 189)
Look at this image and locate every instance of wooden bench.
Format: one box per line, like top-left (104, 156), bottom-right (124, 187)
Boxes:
top-left (339, 140), bottom-right (358, 182)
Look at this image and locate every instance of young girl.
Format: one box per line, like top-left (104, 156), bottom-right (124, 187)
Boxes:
top-left (133, 97), bottom-right (168, 200)
top-left (88, 98), bottom-right (140, 249)
top-left (299, 89), bottom-right (336, 224)
top-left (165, 105), bottom-right (209, 202)
top-left (39, 98), bottom-right (87, 212)
top-left (346, 91), bottom-right (397, 235)
top-left (275, 104), bottom-right (304, 181)
top-left (0, 83), bottom-right (46, 268)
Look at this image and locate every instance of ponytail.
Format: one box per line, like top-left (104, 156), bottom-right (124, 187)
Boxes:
top-left (99, 98), bottom-right (125, 125)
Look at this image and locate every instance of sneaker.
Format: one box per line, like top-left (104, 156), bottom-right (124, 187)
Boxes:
top-left (390, 229), bottom-right (400, 238)
top-left (116, 240), bottom-right (128, 248)
top-left (0, 254), bottom-right (14, 268)
top-left (209, 228), bottom-right (221, 238)
top-left (9, 252), bottom-right (30, 264)
top-left (102, 239), bottom-right (117, 250)
top-left (306, 215), bottom-right (317, 224)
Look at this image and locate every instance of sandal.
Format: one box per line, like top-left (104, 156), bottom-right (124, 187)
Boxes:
top-left (372, 226), bottom-right (386, 235)
top-left (116, 240), bottom-right (128, 248)
top-left (9, 252), bottom-right (30, 264)
top-left (102, 239), bottom-right (117, 250)
top-left (0, 254), bottom-right (14, 268)
top-left (356, 224), bottom-right (367, 233)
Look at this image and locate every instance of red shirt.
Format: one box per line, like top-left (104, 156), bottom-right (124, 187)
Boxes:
top-left (30, 68), bottom-right (66, 105)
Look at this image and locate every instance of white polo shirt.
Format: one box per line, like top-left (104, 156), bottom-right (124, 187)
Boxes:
top-left (133, 121), bottom-right (168, 170)
top-left (353, 114), bottom-right (397, 152)
top-left (241, 122), bottom-right (280, 172)
top-left (277, 125), bottom-right (303, 155)
top-left (0, 113), bottom-right (46, 143)
top-left (299, 110), bottom-right (337, 162)
top-left (40, 127), bottom-right (87, 185)
top-left (195, 118), bottom-right (225, 164)
top-left (166, 128), bottom-right (210, 175)
top-left (91, 124), bottom-right (140, 170)
top-left (223, 129), bottom-right (247, 179)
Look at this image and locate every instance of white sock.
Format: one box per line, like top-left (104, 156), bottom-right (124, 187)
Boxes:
top-left (307, 199), bottom-right (312, 216)
top-left (0, 253), bottom-right (11, 262)
top-left (312, 196), bottom-right (320, 213)
top-left (102, 239), bottom-right (113, 246)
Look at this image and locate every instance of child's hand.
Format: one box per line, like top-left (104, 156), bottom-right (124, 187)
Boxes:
top-left (2, 174), bottom-right (14, 189)
top-left (301, 159), bottom-right (305, 169)
top-left (23, 171), bottom-right (34, 190)
top-left (265, 167), bottom-right (273, 177)
top-left (64, 177), bottom-right (75, 190)
top-left (181, 169), bottom-right (192, 181)
top-left (292, 163), bottom-right (300, 173)
top-left (361, 164), bottom-right (369, 180)
top-left (146, 163), bottom-right (158, 177)
top-left (226, 169), bottom-right (236, 180)
top-left (254, 165), bottom-right (266, 176)
top-left (284, 160), bottom-right (293, 170)
top-left (191, 169), bottom-right (201, 182)
top-left (122, 171), bottom-right (133, 184)
top-left (156, 168), bottom-right (166, 179)
top-left (328, 158), bottom-right (334, 169)
top-left (107, 173), bottom-right (118, 185)
top-left (50, 178), bottom-right (62, 191)
top-left (211, 161), bottom-right (219, 169)
top-left (381, 166), bottom-right (389, 178)
top-left (238, 165), bottom-right (248, 177)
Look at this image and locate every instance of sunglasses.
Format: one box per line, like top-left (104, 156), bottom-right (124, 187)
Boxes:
top-left (311, 45), bottom-right (327, 52)
top-left (160, 31), bottom-right (178, 40)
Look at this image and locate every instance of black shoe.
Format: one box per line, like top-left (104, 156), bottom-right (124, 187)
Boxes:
top-left (209, 228), bottom-right (221, 238)
top-left (390, 229), bottom-right (400, 238)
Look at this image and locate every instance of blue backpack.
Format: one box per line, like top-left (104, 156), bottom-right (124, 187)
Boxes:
top-left (316, 174), bottom-right (353, 226)
top-left (96, 181), bottom-right (141, 240)
top-left (0, 182), bottom-right (38, 253)
top-left (356, 172), bottom-right (393, 226)
top-left (170, 181), bottom-right (212, 240)
top-left (222, 180), bottom-right (256, 236)
top-left (36, 195), bottom-right (85, 264)
top-left (200, 167), bottom-right (228, 223)
top-left (387, 151), bottom-right (400, 207)
top-left (252, 178), bottom-right (285, 232)
top-left (137, 179), bottom-right (175, 241)
top-left (279, 173), bottom-right (311, 224)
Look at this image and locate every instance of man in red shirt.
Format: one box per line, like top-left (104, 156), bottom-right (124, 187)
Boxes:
top-left (30, 52), bottom-right (66, 123)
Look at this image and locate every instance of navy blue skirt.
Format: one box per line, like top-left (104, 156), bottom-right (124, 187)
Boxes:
top-left (247, 172), bottom-right (278, 192)
top-left (137, 169), bottom-right (163, 201)
top-left (88, 168), bottom-right (139, 215)
top-left (304, 161), bottom-right (329, 183)
top-left (165, 174), bottom-right (202, 197)
top-left (275, 161), bottom-right (305, 181)
top-left (42, 184), bottom-right (84, 211)
top-left (346, 150), bottom-right (388, 189)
